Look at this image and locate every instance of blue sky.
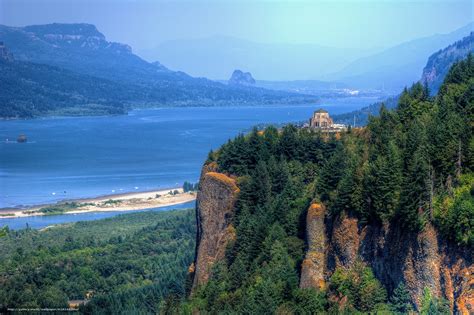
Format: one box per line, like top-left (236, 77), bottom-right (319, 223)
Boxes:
top-left (0, 0), bottom-right (472, 50)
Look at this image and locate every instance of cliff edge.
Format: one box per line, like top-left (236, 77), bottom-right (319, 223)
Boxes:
top-left (300, 203), bottom-right (327, 290)
top-left (191, 164), bottom-right (239, 292)
top-left (301, 209), bottom-right (473, 313)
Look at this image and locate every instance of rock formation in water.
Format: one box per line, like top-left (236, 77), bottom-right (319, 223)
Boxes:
top-left (228, 70), bottom-right (256, 87)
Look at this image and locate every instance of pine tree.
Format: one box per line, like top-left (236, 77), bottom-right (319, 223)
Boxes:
top-left (318, 142), bottom-right (346, 202)
top-left (365, 141), bottom-right (402, 222)
top-left (263, 125), bottom-right (280, 156)
top-left (252, 160), bottom-right (272, 206)
top-left (389, 282), bottom-right (413, 314)
top-left (398, 147), bottom-right (430, 231)
top-left (278, 124), bottom-right (299, 160)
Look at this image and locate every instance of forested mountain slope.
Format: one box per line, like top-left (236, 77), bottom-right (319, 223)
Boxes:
top-left (0, 23), bottom-right (313, 118)
top-left (180, 57), bottom-right (473, 314)
top-left (422, 32), bottom-right (473, 94)
top-left (0, 59), bottom-right (131, 117)
top-left (333, 34), bottom-right (473, 126)
top-left (326, 22), bottom-right (473, 92)
top-left (0, 210), bottom-right (196, 314)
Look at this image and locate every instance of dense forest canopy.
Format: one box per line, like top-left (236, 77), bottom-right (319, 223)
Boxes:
top-left (0, 23), bottom-right (316, 118)
top-left (176, 56), bottom-right (473, 313)
top-left (0, 57), bottom-right (471, 314)
top-left (0, 210), bottom-right (196, 314)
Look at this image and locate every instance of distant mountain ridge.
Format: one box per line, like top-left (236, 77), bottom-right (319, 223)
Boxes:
top-left (421, 32), bottom-right (473, 93)
top-left (325, 22), bottom-right (473, 92)
top-left (332, 32), bottom-right (474, 125)
top-left (0, 23), bottom-right (181, 84)
top-left (139, 35), bottom-right (375, 80)
top-left (0, 23), bottom-right (315, 118)
top-left (0, 58), bottom-right (129, 118)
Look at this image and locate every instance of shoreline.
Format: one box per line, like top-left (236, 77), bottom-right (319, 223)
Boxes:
top-left (0, 188), bottom-right (197, 219)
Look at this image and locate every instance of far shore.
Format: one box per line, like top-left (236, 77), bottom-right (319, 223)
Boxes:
top-left (0, 188), bottom-right (197, 219)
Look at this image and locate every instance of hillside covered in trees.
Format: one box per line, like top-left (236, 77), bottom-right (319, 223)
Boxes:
top-left (0, 210), bottom-right (195, 314)
top-left (333, 33), bottom-right (473, 126)
top-left (0, 57), bottom-right (471, 315)
top-left (178, 56), bottom-right (473, 314)
top-left (0, 23), bottom-right (315, 118)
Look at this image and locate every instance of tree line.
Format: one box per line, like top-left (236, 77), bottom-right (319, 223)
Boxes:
top-left (175, 56), bottom-right (473, 313)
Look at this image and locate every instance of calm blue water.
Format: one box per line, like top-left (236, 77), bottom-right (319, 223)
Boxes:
top-left (0, 98), bottom-right (378, 227)
top-left (2, 201), bottom-right (195, 230)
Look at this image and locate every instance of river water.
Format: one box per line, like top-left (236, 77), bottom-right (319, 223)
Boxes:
top-left (0, 98), bottom-right (379, 228)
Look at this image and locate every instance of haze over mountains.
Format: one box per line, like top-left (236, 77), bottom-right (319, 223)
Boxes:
top-left (139, 35), bottom-right (376, 81)
top-left (421, 31), bottom-right (474, 93)
top-left (325, 22), bottom-right (473, 92)
top-left (140, 22), bottom-right (473, 92)
top-left (332, 31), bottom-right (474, 125)
top-left (0, 21), bottom-right (472, 118)
top-left (0, 23), bottom-right (314, 118)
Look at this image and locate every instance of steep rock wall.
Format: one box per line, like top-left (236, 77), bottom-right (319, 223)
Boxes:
top-left (304, 210), bottom-right (473, 313)
top-left (300, 203), bottom-right (328, 290)
top-left (191, 165), bottom-right (239, 292)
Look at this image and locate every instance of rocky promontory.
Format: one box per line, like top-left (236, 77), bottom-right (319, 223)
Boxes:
top-left (191, 164), bottom-right (240, 292)
top-left (228, 69), bottom-right (256, 87)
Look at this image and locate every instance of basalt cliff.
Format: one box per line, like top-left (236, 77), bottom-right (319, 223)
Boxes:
top-left (191, 163), bottom-right (240, 291)
top-left (188, 56), bottom-right (472, 314)
top-left (300, 203), bottom-right (473, 314)
top-left (191, 163), bottom-right (472, 313)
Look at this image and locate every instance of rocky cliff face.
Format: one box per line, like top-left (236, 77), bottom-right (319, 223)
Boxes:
top-left (22, 23), bottom-right (132, 53)
top-left (421, 32), bottom-right (473, 93)
top-left (301, 210), bottom-right (473, 313)
top-left (193, 162), bottom-right (472, 311)
top-left (191, 163), bottom-right (240, 292)
top-left (300, 203), bottom-right (328, 290)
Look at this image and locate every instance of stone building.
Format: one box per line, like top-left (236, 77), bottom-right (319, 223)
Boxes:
top-left (308, 108), bottom-right (346, 132)
top-left (309, 109), bottom-right (333, 128)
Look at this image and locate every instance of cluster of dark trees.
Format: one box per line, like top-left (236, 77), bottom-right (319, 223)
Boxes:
top-left (0, 60), bottom-right (130, 118)
top-left (182, 181), bottom-right (199, 192)
top-left (171, 56), bottom-right (472, 313)
top-left (0, 23), bottom-right (316, 119)
top-left (0, 57), bottom-right (314, 118)
top-left (0, 210), bottom-right (195, 314)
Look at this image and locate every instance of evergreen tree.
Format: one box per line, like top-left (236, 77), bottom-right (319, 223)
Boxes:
top-left (365, 141), bottom-right (402, 222)
top-left (252, 160), bottom-right (272, 206)
top-left (318, 142), bottom-right (346, 202)
top-left (389, 282), bottom-right (413, 314)
top-left (398, 147), bottom-right (430, 230)
top-left (263, 125), bottom-right (279, 154)
top-left (278, 124), bottom-right (299, 160)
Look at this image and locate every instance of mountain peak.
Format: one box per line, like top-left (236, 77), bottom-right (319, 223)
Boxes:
top-left (15, 23), bottom-right (133, 55)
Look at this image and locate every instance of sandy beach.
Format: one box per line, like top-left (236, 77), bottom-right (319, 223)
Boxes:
top-left (0, 188), bottom-right (196, 219)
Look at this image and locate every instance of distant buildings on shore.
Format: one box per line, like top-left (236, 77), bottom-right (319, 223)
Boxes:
top-left (307, 108), bottom-right (346, 132)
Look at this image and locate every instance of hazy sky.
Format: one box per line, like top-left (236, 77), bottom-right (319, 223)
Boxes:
top-left (0, 0), bottom-right (472, 51)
